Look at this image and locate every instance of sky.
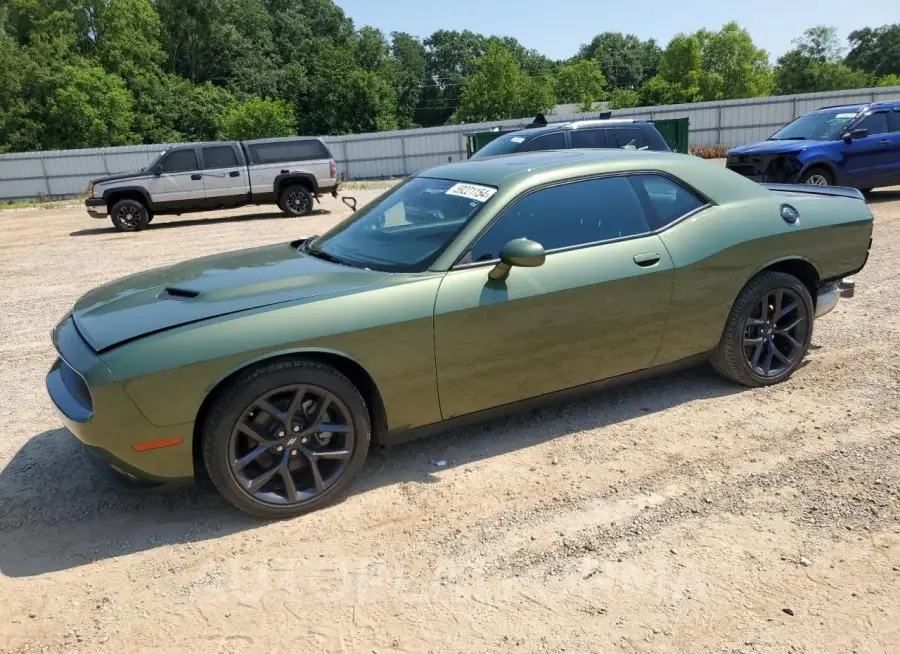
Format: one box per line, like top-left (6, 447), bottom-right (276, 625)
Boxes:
top-left (336, 0), bottom-right (900, 62)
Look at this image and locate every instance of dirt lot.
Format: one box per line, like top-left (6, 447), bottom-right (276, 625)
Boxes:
top-left (1, 183), bottom-right (899, 654)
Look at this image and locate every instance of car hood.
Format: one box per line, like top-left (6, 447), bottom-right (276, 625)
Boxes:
top-left (91, 170), bottom-right (148, 185)
top-left (72, 241), bottom-right (390, 352)
top-left (727, 140), bottom-right (820, 156)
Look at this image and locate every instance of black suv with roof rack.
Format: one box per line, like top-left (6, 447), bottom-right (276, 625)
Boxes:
top-left (469, 119), bottom-right (671, 159)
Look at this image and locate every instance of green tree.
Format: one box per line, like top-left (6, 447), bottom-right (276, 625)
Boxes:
top-left (879, 73), bottom-right (900, 86)
top-left (219, 97), bottom-right (295, 140)
top-left (775, 26), bottom-right (873, 94)
top-left (389, 32), bottom-right (427, 128)
top-left (697, 22), bottom-right (773, 99)
top-left (846, 25), bottom-right (900, 77)
top-left (608, 88), bottom-right (641, 109)
top-left (47, 64), bottom-right (136, 148)
top-left (655, 34), bottom-right (704, 103)
top-left (577, 32), bottom-right (660, 89)
top-left (555, 59), bottom-right (607, 105)
top-left (456, 43), bottom-right (555, 123)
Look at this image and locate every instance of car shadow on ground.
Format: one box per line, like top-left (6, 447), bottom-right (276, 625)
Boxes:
top-left (865, 189), bottom-right (900, 205)
top-left (69, 209), bottom-right (331, 237)
top-left (0, 363), bottom-right (741, 578)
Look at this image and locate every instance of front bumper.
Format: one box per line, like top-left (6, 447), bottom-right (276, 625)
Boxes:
top-left (85, 197), bottom-right (107, 218)
top-left (46, 315), bottom-right (194, 491)
top-left (726, 154), bottom-right (804, 183)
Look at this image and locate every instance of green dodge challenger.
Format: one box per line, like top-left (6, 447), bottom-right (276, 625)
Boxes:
top-left (47, 149), bottom-right (873, 519)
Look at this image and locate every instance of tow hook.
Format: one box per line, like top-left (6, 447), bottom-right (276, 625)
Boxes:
top-left (839, 278), bottom-right (855, 298)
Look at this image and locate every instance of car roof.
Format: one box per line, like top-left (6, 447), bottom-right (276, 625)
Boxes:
top-left (419, 149), bottom-right (712, 189)
top-left (807, 104), bottom-right (866, 115)
top-left (502, 119), bottom-right (650, 139)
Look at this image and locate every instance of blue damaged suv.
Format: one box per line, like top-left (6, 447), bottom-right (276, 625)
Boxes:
top-left (726, 101), bottom-right (900, 191)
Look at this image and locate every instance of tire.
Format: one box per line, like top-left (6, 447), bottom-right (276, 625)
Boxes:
top-left (798, 167), bottom-right (833, 186)
top-left (110, 198), bottom-right (150, 232)
top-left (711, 271), bottom-right (814, 388)
top-left (202, 360), bottom-right (371, 520)
top-left (278, 185), bottom-right (314, 217)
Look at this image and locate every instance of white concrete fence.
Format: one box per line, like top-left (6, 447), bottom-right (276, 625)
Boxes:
top-left (1, 85), bottom-right (898, 201)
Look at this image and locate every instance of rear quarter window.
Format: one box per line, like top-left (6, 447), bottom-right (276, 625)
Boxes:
top-left (249, 140), bottom-right (332, 164)
top-left (613, 128), bottom-right (649, 150)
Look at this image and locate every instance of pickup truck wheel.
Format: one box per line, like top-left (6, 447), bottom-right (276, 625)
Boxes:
top-left (110, 199), bottom-right (150, 232)
top-left (799, 167), bottom-right (832, 186)
top-left (279, 186), bottom-right (313, 217)
top-left (711, 271), bottom-right (814, 388)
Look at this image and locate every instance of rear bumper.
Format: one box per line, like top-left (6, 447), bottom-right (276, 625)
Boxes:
top-left (815, 278), bottom-right (856, 319)
top-left (316, 179), bottom-right (341, 197)
top-left (85, 198), bottom-right (107, 218)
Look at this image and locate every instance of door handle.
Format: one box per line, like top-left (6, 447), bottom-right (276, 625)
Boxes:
top-left (880, 139), bottom-right (891, 145)
top-left (633, 252), bottom-right (661, 267)
top-left (229, 171), bottom-right (241, 177)
top-left (191, 173), bottom-right (202, 181)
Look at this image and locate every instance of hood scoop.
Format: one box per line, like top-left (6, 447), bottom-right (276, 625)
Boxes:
top-left (158, 286), bottom-right (200, 301)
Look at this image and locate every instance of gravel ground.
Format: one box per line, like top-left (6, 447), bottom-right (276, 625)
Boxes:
top-left (1, 182), bottom-right (899, 653)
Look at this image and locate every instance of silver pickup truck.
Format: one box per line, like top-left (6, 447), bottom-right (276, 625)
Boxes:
top-left (85, 137), bottom-right (340, 231)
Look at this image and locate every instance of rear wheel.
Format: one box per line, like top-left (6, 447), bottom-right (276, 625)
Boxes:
top-left (279, 185), bottom-right (314, 217)
top-left (711, 271), bottom-right (814, 387)
top-left (799, 167), bottom-right (832, 186)
top-left (110, 199), bottom-right (150, 231)
top-left (202, 360), bottom-right (371, 519)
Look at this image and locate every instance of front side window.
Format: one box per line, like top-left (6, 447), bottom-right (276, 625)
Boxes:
top-left (889, 110), bottom-right (900, 133)
top-left (856, 112), bottom-right (889, 136)
top-left (308, 177), bottom-right (493, 272)
top-left (629, 174), bottom-right (706, 230)
top-left (159, 149), bottom-right (198, 173)
top-left (520, 132), bottom-right (567, 152)
top-left (462, 176), bottom-right (650, 264)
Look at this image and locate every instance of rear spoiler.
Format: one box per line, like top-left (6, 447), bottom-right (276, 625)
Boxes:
top-left (761, 183), bottom-right (865, 201)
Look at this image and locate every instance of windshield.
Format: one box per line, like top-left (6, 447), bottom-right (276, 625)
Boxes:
top-left (769, 111), bottom-right (859, 141)
top-left (142, 151), bottom-right (166, 172)
top-left (470, 133), bottom-right (528, 158)
top-left (306, 177), bottom-right (496, 272)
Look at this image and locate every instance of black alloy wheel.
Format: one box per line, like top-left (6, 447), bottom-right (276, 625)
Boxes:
top-left (202, 360), bottom-right (370, 519)
top-left (741, 288), bottom-right (809, 379)
top-left (711, 271), bottom-right (814, 387)
top-left (279, 185), bottom-right (313, 217)
top-left (228, 384), bottom-right (354, 505)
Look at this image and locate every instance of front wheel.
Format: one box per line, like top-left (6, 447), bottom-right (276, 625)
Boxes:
top-left (202, 360), bottom-right (371, 519)
top-left (711, 271), bottom-right (814, 387)
top-left (799, 167), bottom-right (833, 186)
top-left (110, 199), bottom-right (150, 231)
top-left (279, 185), bottom-right (314, 217)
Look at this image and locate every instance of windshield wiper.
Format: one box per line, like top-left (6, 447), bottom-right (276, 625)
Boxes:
top-left (305, 246), bottom-right (347, 266)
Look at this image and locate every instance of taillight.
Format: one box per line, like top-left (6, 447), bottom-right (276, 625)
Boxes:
top-left (329, 160), bottom-right (336, 179)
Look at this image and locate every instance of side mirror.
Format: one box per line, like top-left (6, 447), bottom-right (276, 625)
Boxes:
top-left (152, 166), bottom-right (162, 176)
top-left (489, 238), bottom-right (546, 281)
top-left (843, 128), bottom-right (868, 143)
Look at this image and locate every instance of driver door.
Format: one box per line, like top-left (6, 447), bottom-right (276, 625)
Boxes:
top-left (432, 175), bottom-right (675, 420)
top-left (148, 148), bottom-right (204, 209)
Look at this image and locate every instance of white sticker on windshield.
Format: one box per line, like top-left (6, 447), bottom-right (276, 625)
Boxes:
top-left (446, 183), bottom-right (497, 203)
top-left (510, 137), bottom-right (525, 143)
top-left (836, 113), bottom-right (857, 118)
